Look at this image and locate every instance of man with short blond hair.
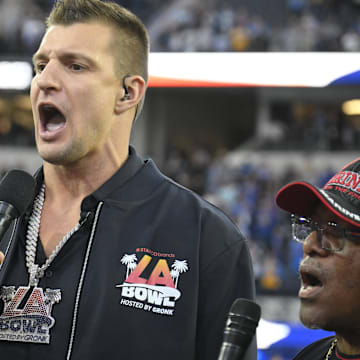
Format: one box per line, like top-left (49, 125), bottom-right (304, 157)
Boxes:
top-left (0, 1), bottom-right (256, 359)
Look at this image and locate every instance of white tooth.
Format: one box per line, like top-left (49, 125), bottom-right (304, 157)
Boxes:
top-left (46, 122), bottom-right (64, 132)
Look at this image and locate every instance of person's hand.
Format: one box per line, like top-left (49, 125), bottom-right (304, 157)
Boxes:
top-left (0, 251), bottom-right (4, 264)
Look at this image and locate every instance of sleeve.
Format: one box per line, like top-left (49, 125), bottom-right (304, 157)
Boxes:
top-left (195, 213), bottom-right (257, 360)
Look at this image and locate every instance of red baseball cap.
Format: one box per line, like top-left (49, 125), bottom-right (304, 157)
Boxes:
top-left (276, 158), bottom-right (360, 228)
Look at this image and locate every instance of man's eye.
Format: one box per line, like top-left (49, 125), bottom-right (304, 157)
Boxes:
top-left (71, 64), bottom-right (83, 71)
top-left (35, 63), bottom-right (46, 73)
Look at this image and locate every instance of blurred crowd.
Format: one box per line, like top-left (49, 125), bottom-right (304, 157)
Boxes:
top-left (0, 0), bottom-right (48, 56)
top-left (1, 0), bottom-right (360, 55)
top-left (205, 158), bottom-right (335, 295)
top-left (0, 0), bottom-right (165, 56)
top-left (261, 102), bottom-right (360, 151)
top-left (151, 0), bottom-right (360, 52)
top-left (0, 96), bottom-right (35, 147)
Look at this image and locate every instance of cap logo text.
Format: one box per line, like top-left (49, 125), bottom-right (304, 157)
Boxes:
top-left (325, 171), bottom-right (360, 194)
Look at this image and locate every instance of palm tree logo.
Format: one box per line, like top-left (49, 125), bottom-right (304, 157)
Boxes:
top-left (44, 289), bottom-right (62, 315)
top-left (0, 286), bottom-right (16, 304)
top-left (171, 260), bottom-right (189, 288)
top-left (121, 254), bottom-right (138, 278)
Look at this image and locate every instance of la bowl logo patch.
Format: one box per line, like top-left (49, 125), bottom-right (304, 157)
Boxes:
top-left (116, 248), bottom-right (189, 316)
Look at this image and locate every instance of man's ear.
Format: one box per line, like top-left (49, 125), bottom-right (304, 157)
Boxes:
top-left (115, 75), bottom-right (146, 115)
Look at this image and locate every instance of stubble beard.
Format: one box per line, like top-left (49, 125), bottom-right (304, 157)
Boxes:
top-left (37, 138), bottom-right (87, 166)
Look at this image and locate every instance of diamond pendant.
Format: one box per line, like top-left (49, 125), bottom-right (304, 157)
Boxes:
top-left (0, 285), bottom-right (61, 344)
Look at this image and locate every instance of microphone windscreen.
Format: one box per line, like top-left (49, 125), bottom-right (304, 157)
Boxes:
top-left (0, 169), bottom-right (36, 216)
top-left (230, 298), bottom-right (261, 324)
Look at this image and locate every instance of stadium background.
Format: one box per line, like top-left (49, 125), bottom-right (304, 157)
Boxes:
top-left (2, 0), bottom-right (360, 358)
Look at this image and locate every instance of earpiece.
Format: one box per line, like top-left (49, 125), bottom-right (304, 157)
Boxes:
top-left (121, 74), bottom-right (131, 101)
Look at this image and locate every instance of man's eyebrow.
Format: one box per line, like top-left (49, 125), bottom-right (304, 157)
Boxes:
top-left (32, 52), bottom-right (46, 65)
top-left (32, 51), bottom-right (98, 68)
top-left (60, 52), bottom-right (98, 67)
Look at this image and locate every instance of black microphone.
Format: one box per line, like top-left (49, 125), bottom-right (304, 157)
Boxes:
top-left (0, 169), bottom-right (36, 242)
top-left (218, 298), bottom-right (261, 360)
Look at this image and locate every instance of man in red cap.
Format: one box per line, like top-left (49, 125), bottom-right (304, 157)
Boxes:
top-left (276, 158), bottom-right (360, 360)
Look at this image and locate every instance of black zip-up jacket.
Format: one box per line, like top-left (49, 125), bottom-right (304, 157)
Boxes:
top-left (0, 147), bottom-right (256, 359)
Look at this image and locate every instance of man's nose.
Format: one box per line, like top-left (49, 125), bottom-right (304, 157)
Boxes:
top-left (35, 62), bottom-right (61, 92)
top-left (302, 230), bottom-right (328, 257)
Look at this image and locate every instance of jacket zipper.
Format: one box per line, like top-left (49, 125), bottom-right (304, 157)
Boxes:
top-left (66, 201), bottom-right (104, 360)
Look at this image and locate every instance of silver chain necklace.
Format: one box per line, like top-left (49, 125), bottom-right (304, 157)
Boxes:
top-left (26, 183), bottom-right (81, 287)
top-left (0, 183), bottom-right (99, 346)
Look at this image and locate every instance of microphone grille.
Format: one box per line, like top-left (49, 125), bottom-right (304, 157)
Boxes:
top-left (0, 169), bottom-right (36, 216)
top-left (230, 298), bottom-right (261, 323)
